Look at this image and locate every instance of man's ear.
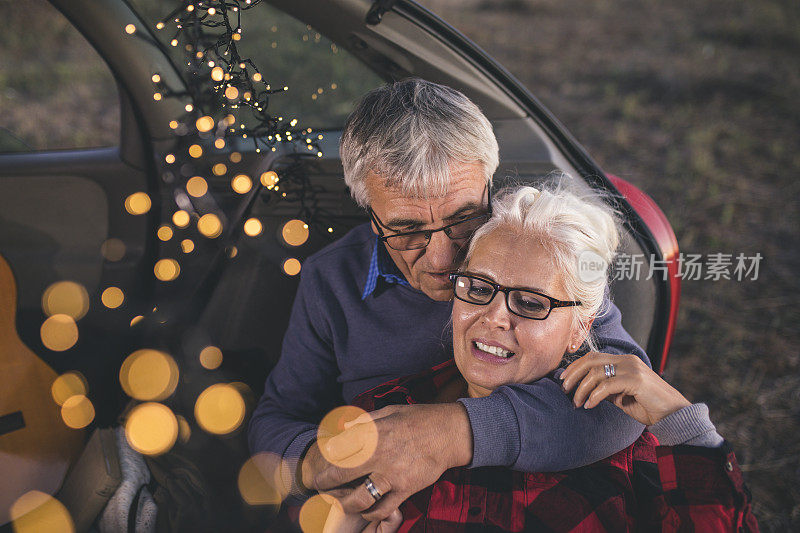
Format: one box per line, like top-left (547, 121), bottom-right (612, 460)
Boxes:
top-left (568, 317), bottom-right (595, 352)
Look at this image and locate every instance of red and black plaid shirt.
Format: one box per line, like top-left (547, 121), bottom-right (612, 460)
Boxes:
top-left (353, 359), bottom-right (759, 532)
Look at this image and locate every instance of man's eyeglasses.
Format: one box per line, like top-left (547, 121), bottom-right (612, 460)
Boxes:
top-left (450, 273), bottom-right (581, 320)
top-left (368, 185), bottom-right (491, 251)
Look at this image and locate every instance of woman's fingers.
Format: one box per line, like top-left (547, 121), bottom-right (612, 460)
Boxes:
top-left (583, 376), bottom-right (629, 409)
top-left (563, 353), bottom-right (643, 407)
top-left (560, 352), bottom-right (602, 391)
top-left (564, 353), bottom-right (693, 425)
top-left (571, 361), bottom-right (617, 407)
top-left (376, 509), bottom-right (403, 533)
top-left (360, 492), bottom-right (407, 523)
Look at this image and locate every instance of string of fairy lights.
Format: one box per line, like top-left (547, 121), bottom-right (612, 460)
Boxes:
top-left (123, 0), bottom-right (341, 279)
top-left (150, 0), bottom-right (323, 155)
top-left (12, 3), bottom-right (365, 527)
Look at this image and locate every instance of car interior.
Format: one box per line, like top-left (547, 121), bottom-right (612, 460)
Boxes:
top-left (0, 0), bottom-right (668, 528)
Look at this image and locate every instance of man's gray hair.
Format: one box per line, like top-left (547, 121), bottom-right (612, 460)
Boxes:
top-left (465, 179), bottom-right (621, 351)
top-left (339, 78), bottom-right (499, 207)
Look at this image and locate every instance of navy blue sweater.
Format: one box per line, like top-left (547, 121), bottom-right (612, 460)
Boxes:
top-left (249, 223), bottom-right (648, 494)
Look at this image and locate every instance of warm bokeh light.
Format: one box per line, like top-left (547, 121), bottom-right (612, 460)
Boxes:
top-left (42, 281), bottom-right (89, 320)
top-left (199, 346), bottom-right (223, 370)
top-left (229, 151), bottom-right (242, 163)
top-left (198, 214), bottom-right (223, 238)
top-left (228, 246), bottom-right (238, 258)
top-left (230, 381), bottom-right (255, 410)
top-left (317, 406), bottom-right (378, 469)
top-left (214, 138), bottom-right (226, 149)
top-left (101, 286), bottom-right (125, 309)
top-left (157, 225), bottom-right (173, 241)
top-left (238, 454), bottom-right (286, 507)
top-left (177, 415), bottom-right (191, 444)
top-left (186, 176), bottom-right (209, 197)
top-left (281, 219), bottom-right (309, 246)
top-left (231, 174), bottom-right (252, 194)
top-left (282, 258), bottom-right (301, 276)
top-left (225, 86), bottom-right (240, 100)
top-left (196, 116), bottom-right (215, 133)
top-left (61, 394), bottom-right (95, 429)
top-left (154, 259), bottom-right (181, 282)
top-left (130, 315), bottom-right (144, 327)
top-left (211, 66), bottom-right (224, 82)
top-left (213, 163), bottom-right (228, 176)
top-left (260, 171), bottom-right (279, 188)
top-left (40, 314), bottom-right (79, 352)
top-left (189, 144), bottom-right (203, 158)
top-left (172, 210), bottom-right (190, 228)
top-left (119, 349), bottom-right (179, 401)
top-left (298, 495), bottom-right (335, 533)
top-left (181, 239), bottom-right (195, 253)
top-left (124, 192), bottom-right (151, 215)
top-left (125, 402), bottom-right (178, 456)
top-left (195, 384), bottom-right (246, 435)
top-left (165, 153), bottom-right (176, 164)
top-left (244, 218), bottom-right (263, 237)
top-left (124, 24), bottom-right (136, 34)
top-left (101, 238), bottom-right (126, 261)
top-left (10, 491), bottom-right (75, 533)
top-left (51, 371), bottom-right (88, 406)
top-left (169, 120), bottom-right (179, 129)
top-left (253, 72), bottom-right (263, 82)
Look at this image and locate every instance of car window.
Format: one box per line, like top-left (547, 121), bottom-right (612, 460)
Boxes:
top-left (0, 0), bottom-right (119, 152)
top-left (130, 0), bottom-right (385, 129)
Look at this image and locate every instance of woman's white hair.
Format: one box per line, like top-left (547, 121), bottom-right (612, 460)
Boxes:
top-left (465, 179), bottom-right (621, 351)
top-left (339, 78), bottom-right (499, 207)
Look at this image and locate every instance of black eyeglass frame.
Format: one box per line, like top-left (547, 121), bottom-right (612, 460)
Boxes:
top-left (449, 272), bottom-right (582, 320)
top-left (367, 185), bottom-right (492, 251)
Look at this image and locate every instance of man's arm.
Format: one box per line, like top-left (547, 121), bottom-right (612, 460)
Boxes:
top-left (313, 297), bottom-right (650, 519)
top-left (248, 262), bottom-right (341, 495)
top-left (460, 296), bottom-right (650, 471)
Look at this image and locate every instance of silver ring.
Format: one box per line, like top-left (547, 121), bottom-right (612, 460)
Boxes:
top-left (364, 476), bottom-right (382, 501)
top-left (604, 363), bottom-right (616, 378)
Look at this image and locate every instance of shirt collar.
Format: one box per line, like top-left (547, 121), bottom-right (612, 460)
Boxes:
top-left (362, 236), bottom-right (410, 299)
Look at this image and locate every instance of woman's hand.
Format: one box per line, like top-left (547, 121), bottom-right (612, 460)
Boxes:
top-left (322, 498), bottom-right (402, 533)
top-left (560, 352), bottom-right (691, 426)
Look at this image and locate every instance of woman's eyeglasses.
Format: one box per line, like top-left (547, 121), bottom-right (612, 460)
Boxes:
top-left (450, 273), bottom-right (581, 320)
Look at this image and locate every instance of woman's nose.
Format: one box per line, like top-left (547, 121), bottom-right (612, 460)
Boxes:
top-left (481, 292), bottom-right (512, 329)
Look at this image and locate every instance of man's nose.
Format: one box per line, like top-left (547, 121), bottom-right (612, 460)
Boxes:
top-left (424, 230), bottom-right (461, 271)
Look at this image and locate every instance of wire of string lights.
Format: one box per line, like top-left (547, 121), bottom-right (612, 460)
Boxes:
top-left (153, 0), bottom-right (322, 156)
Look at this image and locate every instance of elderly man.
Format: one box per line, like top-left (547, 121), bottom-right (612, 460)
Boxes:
top-left (248, 79), bottom-right (647, 520)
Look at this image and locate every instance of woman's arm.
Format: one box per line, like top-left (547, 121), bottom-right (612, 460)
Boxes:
top-left (561, 353), bottom-right (760, 531)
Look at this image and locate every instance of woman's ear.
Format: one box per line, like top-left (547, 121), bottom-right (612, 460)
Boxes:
top-left (567, 317), bottom-right (595, 352)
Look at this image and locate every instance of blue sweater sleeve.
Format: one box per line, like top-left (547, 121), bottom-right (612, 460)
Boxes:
top-left (247, 262), bottom-right (339, 494)
top-left (459, 296), bottom-right (650, 471)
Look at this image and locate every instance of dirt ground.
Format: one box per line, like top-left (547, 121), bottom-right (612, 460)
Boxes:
top-left (418, 0), bottom-right (800, 529)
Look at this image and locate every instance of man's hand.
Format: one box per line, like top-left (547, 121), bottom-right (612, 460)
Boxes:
top-left (301, 403), bottom-right (472, 521)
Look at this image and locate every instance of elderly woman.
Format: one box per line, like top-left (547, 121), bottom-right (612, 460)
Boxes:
top-left (322, 184), bottom-right (758, 532)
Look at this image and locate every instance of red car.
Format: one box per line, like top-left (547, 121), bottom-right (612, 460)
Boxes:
top-left (0, 0), bottom-right (678, 529)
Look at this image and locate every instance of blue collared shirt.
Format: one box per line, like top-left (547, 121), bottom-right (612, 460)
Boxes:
top-left (361, 237), bottom-right (410, 299)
